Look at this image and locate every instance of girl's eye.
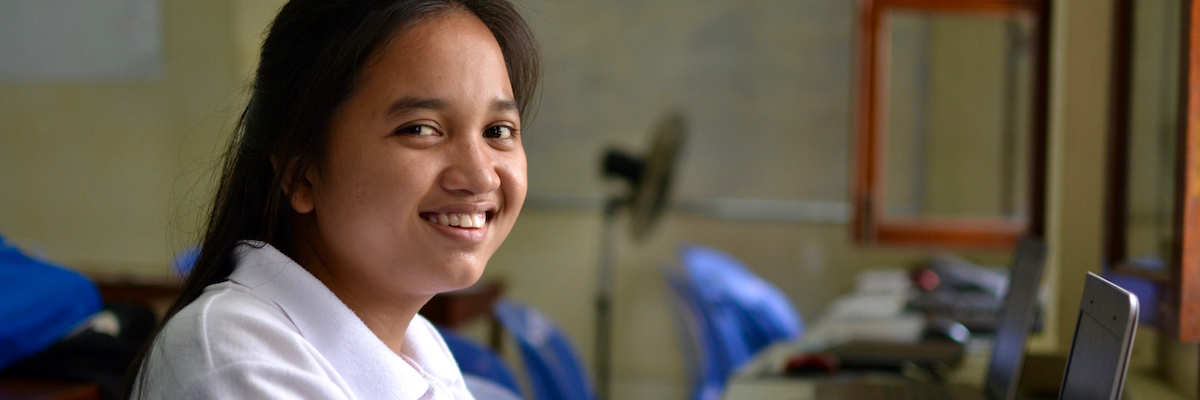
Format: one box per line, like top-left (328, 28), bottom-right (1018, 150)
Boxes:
top-left (398, 125), bottom-right (436, 136)
top-left (486, 125), bottom-right (514, 139)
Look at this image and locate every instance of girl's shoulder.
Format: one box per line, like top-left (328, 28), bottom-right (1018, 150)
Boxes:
top-left (162, 280), bottom-right (323, 364)
top-left (138, 281), bottom-right (346, 399)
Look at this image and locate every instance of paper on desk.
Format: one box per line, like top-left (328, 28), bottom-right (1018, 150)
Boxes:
top-left (801, 313), bottom-right (925, 350)
top-left (855, 269), bottom-right (912, 294)
top-left (825, 293), bottom-right (907, 319)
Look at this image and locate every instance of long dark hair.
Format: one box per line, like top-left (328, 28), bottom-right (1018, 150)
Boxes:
top-left (122, 0), bottom-right (539, 397)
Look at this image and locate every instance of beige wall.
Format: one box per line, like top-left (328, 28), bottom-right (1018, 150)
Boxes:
top-left (0, 0), bottom-right (286, 273)
top-left (1043, 0), bottom-right (1113, 354)
top-left (0, 0), bottom-right (241, 272)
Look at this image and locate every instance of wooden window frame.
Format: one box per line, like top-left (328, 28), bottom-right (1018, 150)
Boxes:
top-left (1180, 0), bottom-right (1200, 342)
top-left (1104, 0), bottom-right (1200, 343)
top-left (852, 0), bottom-right (1050, 250)
top-left (1104, 0), bottom-right (1166, 283)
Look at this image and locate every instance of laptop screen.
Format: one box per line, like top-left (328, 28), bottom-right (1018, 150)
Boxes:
top-left (1060, 313), bottom-right (1122, 398)
top-left (1059, 273), bottom-right (1139, 400)
top-left (983, 237), bottom-right (1046, 400)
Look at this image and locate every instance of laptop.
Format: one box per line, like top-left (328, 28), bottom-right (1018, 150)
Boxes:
top-left (813, 268), bottom-right (1140, 400)
top-left (815, 235), bottom-right (1048, 400)
top-left (1058, 272), bottom-right (1139, 400)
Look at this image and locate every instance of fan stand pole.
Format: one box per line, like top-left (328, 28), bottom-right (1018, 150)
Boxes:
top-left (594, 197), bottom-right (622, 400)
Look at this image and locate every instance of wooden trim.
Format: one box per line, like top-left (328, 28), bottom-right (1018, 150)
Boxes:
top-left (853, 0), bottom-right (880, 244)
top-left (1027, 0), bottom-right (1051, 237)
top-left (876, 218), bottom-right (1025, 249)
top-left (852, 0), bottom-right (1050, 249)
top-left (1179, 0), bottom-right (1200, 342)
top-left (0, 379), bottom-right (101, 400)
top-left (876, 0), bottom-right (1044, 13)
top-left (1105, 0), bottom-right (1135, 272)
top-left (1102, 0), bottom-right (1200, 342)
top-left (1166, 0), bottom-right (1193, 342)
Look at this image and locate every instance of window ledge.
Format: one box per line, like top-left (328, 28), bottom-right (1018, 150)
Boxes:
top-left (1123, 368), bottom-right (1189, 400)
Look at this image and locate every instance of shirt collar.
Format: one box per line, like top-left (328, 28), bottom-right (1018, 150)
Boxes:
top-left (227, 241), bottom-right (438, 399)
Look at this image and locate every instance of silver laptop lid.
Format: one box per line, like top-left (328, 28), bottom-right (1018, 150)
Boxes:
top-left (983, 236), bottom-right (1047, 400)
top-left (1059, 272), bottom-right (1139, 400)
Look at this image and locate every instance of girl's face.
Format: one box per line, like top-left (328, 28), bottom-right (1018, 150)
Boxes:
top-left (289, 10), bottom-right (525, 302)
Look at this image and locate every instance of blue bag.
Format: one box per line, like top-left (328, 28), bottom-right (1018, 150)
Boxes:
top-left (0, 235), bottom-right (102, 369)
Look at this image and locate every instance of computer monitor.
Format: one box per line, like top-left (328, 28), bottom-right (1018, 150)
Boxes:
top-left (984, 236), bottom-right (1047, 400)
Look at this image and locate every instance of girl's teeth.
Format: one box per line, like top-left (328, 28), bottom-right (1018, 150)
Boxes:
top-left (429, 213), bottom-right (486, 228)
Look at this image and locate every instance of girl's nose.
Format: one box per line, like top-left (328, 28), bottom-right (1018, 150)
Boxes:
top-left (440, 137), bottom-right (500, 195)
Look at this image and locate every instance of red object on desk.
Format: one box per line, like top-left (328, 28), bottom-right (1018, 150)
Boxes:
top-left (784, 352), bottom-right (842, 375)
top-left (911, 268), bottom-right (941, 291)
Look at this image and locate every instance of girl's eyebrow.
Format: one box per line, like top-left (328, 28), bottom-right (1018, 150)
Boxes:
top-left (385, 96), bottom-right (448, 116)
top-left (492, 98), bottom-right (519, 113)
top-left (383, 97), bottom-right (518, 116)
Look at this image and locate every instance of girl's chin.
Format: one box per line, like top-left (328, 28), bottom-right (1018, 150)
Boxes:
top-left (430, 261), bottom-right (488, 292)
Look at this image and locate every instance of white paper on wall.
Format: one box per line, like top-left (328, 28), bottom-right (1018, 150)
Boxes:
top-left (0, 0), bottom-right (162, 82)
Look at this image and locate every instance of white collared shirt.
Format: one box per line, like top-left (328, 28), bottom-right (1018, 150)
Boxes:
top-left (135, 242), bottom-right (475, 400)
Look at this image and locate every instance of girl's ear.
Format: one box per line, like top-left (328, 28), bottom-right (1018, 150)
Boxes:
top-left (271, 155), bottom-right (316, 214)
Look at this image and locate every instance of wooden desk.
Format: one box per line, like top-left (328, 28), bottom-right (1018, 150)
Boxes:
top-left (90, 273), bottom-right (181, 320)
top-left (88, 273), bottom-right (509, 334)
top-left (721, 323), bottom-right (993, 400)
top-left (0, 379), bottom-right (100, 400)
top-left (420, 280), bottom-right (507, 351)
top-left (89, 274), bottom-right (510, 351)
top-left (88, 274), bottom-right (508, 350)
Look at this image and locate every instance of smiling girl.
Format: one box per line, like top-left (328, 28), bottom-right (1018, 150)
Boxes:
top-left (125, 0), bottom-right (539, 398)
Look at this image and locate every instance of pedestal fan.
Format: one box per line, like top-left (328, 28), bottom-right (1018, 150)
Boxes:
top-left (594, 111), bottom-right (686, 400)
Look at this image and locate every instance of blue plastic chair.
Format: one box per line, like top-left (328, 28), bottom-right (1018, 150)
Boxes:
top-left (463, 375), bottom-right (525, 400)
top-left (493, 299), bottom-right (596, 400)
top-left (669, 244), bottom-right (804, 392)
top-left (680, 245), bottom-right (804, 352)
top-left (662, 268), bottom-right (731, 400)
top-left (436, 326), bottom-right (523, 397)
top-left (172, 243), bottom-right (201, 278)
